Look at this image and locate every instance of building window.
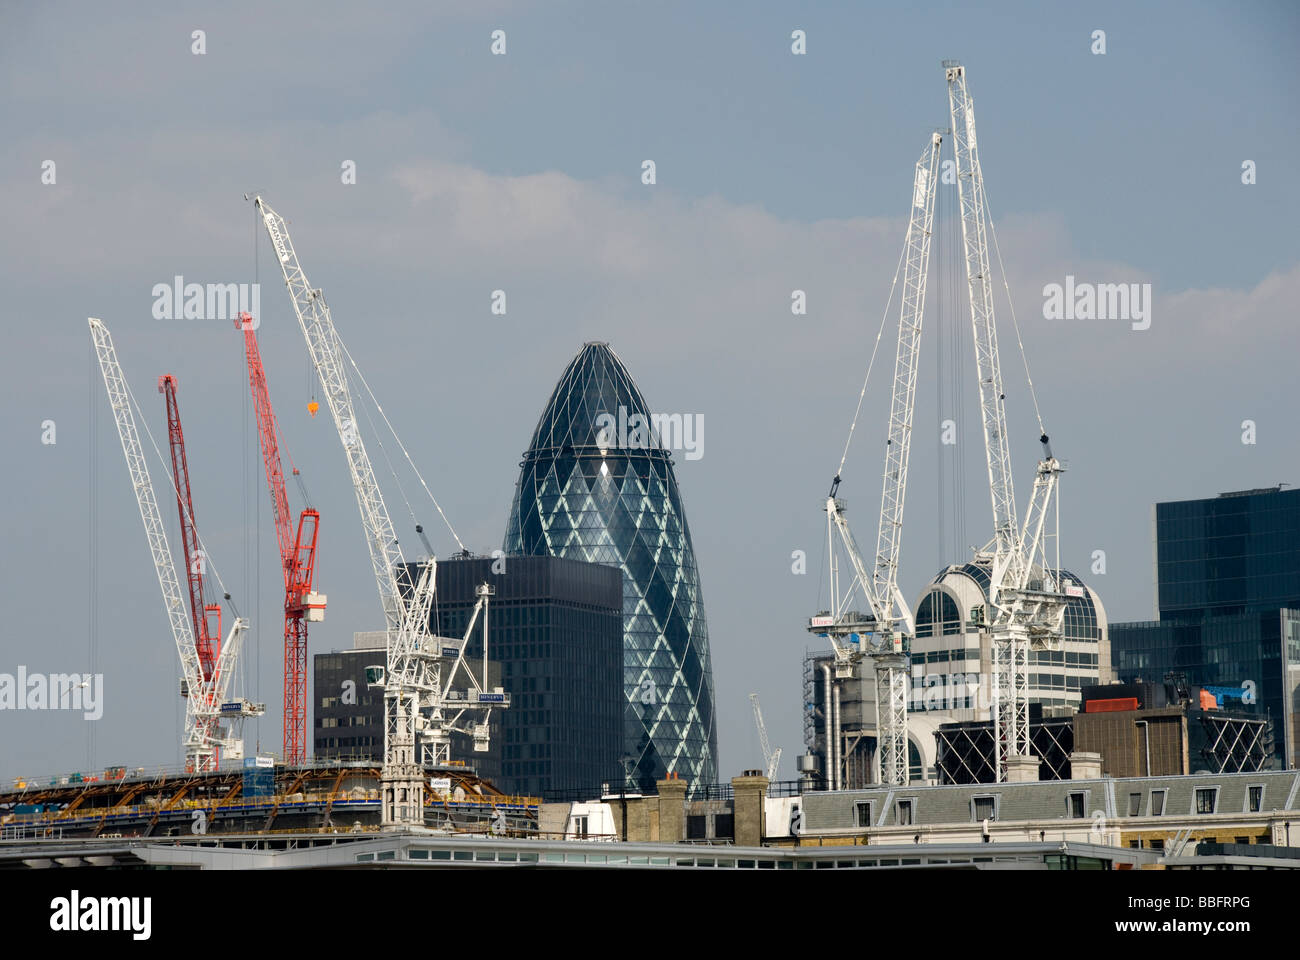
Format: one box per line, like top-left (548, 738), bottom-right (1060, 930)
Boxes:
top-left (1128, 793), bottom-right (1141, 817)
top-left (1150, 790), bottom-right (1166, 816)
top-left (1248, 785), bottom-right (1263, 812)
top-left (972, 796), bottom-right (997, 822)
top-left (1068, 792), bottom-right (1086, 819)
top-left (854, 801), bottom-right (873, 828)
top-left (897, 799), bottom-right (914, 826)
top-left (1195, 788), bottom-right (1218, 815)
top-left (572, 815), bottom-right (589, 838)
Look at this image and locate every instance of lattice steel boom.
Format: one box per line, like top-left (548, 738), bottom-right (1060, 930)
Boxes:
top-left (237, 312), bottom-right (325, 765)
top-left (944, 61), bottom-right (1066, 781)
top-left (253, 197), bottom-right (506, 825)
top-left (809, 131), bottom-right (941, 788)
top-left (90, 318), bottom-right (260, 771)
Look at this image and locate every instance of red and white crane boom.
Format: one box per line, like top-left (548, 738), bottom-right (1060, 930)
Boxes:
top-left (237, 313), bottom-right (325, 765)
top-left (89, 318), bottom-right (261, 771)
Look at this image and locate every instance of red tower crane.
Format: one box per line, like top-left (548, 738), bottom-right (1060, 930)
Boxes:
top-left (237, 312), bottom-right (325, 765)
top-left (158, 374), bottom-right (220, 683)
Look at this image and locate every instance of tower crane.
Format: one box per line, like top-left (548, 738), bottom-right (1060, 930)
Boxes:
top-left (89, 318), bottom-right (262, 771)
top-left (251, 196), bottom-right (507, 827)
top-left (943, 61), bottom-right (1067, 782)
top-left (749, 693), bottom-right (781, 781)
top-left (237, 312), bottom-right (325, 765)
top-left (159, 374), bottom-right (220, 685)
top-left (809, 131), bottom-right (942, 788)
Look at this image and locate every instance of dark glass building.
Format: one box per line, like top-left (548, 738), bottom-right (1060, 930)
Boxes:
top-left (432, 555), bottom-right (623, 799)
top-left (503, 342), bottom-right (719, 793)
top-left (1111, 487), bottom-right (1300, 769)
top-left (313, 554), bottom-right (622, 799)
top-left (1154, 486), bottom-right (1300, 620)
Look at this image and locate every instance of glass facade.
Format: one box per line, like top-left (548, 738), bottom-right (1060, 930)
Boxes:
top-left (1156, 487), bottom-right (1300, 620)
top-left (503, 342), bottom-right (718, 793)
top-left (313, 554), bottom-right (623, 797)
top-left (1112, 487), bottom-right (1300, 769)
top-left (432, 556), bottom-right (624, 799)
top-left (1111, 610), bottom-right (1299, 769)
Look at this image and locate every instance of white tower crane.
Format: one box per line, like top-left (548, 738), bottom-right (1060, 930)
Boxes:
top-left (943, 61), bottom-right (1067, 781)
top-left (749, 693), bottom-right (782, 781)
top-left (252, 197), bottom-right (507, 826)
top-left (89, 317), bottom-right (261, 771)
top-left (810, 131), bottom-right (942, 788)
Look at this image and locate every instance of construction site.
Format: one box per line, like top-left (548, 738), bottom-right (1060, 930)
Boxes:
top-left (2, 57), bottom-right (1297, 881)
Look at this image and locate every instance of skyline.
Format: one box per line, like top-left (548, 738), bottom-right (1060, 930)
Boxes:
top-left (2, 1), bottom-right (1298, 783)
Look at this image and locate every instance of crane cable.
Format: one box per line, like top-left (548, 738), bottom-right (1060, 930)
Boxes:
top-left (119, 371), bottom-right (241, 620)
top-left (834, 230), bottom-right (909, 483)
top-left (336, 336), bottom-right (467, 554)
top-left (983, 181), bottom-right (1047, 438)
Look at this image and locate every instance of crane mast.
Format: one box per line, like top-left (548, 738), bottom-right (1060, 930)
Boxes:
top-left (159, 374), bottom-right (219, 683)
top-left (253, 196), bottom-right (506, 826)
top-left (944, 61), bottom-right (1066, 781)
top-left (237, 313), bottom-right (325, 765)
top-left (810, 131), bottom-right (941, 788)
top-left (89, 318), bottom-right (260, 772)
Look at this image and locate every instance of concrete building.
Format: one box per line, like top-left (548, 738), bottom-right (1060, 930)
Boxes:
top-left (542, 768), bottom-right (1300, 862)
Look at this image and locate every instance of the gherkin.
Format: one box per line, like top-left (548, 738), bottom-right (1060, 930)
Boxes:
top-left (503, 342), bottom-right (718, 793)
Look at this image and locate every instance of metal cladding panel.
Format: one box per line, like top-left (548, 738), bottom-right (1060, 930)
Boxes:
top-left (1086, 698), bottom-right (1140, 713)
top-left (503, 343), bottom-right (718, 794)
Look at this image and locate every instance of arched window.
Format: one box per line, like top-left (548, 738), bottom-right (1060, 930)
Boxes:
top-left (915, 593), bottom-right (936, 637)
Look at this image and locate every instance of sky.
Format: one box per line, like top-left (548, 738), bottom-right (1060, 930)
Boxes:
top-left (1, 0), bottom-right (1297, 784)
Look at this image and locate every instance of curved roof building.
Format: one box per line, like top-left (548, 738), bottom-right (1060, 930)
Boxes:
top-left (503, 342), bottom-right (718, 793)
top-left (805, 559), bottom-right (1110, 786)
top-left (911, 560), bottom-right (1111, 714)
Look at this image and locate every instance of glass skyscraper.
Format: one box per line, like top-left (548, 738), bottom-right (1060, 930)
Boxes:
top-left (1112, 487), bottom-right (1300, 769)
top-left (433, 556), bottom-right (624, 799)
top-left (1154, 486), bottom-right (1300, 620)
top-left (503, 342), bottom-right (719, 793)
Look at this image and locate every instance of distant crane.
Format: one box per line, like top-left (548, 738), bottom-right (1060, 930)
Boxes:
top-left (252, 196), bottom-right (507, 826)
top-left (749, 694), bottom-right (781, 781)
top-left (944, 61), bottom-right (1067, 782)
top-left (237, 312), bottom-right (325, 765)
top-left (90, 319), bottom-right (262, 771)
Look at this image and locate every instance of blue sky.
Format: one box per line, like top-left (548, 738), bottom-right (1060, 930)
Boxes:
top-left (1, 0), bottom-right (1297, 783)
